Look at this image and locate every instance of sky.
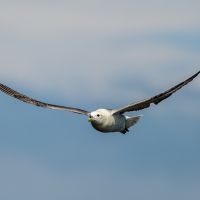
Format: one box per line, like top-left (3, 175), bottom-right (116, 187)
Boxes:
top-left (0, 0), bottom-right (200, 199)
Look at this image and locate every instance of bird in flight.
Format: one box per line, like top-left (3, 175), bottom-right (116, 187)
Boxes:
top-left (0, 71), bottom-right (199, 134)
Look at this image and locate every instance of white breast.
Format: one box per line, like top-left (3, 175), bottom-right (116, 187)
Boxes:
top-left (91, 111), bottom-right (126, 133)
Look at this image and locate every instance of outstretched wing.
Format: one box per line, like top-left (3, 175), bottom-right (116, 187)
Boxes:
top-left (113, 71), bottom-right (200, 114)
top-left (0, 83), bottom-right (90, 116)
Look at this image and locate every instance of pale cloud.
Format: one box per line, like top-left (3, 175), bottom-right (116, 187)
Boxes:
top-left (0, 0), bottom-right (199, 39)
top-left (0, 41), bottom-right (199, 103)
top-left (0, 0), bottom-right (199, 107)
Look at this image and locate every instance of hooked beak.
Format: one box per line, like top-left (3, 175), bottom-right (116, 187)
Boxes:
top-left (88, 115), bottom-right (93, 122)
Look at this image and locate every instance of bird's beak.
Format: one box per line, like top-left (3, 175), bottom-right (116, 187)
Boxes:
top-left (88, 115), bottom-right (92, 122)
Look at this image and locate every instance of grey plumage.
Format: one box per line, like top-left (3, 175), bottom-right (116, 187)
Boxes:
top-left (0, 83), bottom-right (89, 115)
top-left (0, 71), bottom-right (199, 133)
top-left (113, 70), bottom-right (200, 114)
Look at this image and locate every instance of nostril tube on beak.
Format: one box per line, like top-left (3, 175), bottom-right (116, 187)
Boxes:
top-left (88, 114), bottom-right (92, 122)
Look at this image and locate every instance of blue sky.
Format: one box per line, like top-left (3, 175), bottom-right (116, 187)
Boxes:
top-left (0, 1), bottom-right (200, 199)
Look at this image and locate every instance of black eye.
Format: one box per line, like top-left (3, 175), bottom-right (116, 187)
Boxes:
top-left (97, 114), bottom-right (100, 117)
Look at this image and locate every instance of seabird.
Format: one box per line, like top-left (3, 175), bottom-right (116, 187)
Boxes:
top-left (0, 71), bottom-right (199, 134)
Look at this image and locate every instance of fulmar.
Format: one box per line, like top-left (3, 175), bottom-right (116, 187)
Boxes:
top-left (0, 71), bottom-right (199, 134)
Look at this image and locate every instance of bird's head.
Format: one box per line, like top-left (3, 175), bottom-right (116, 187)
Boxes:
top-left (88, 109), bottom-right (109, 125)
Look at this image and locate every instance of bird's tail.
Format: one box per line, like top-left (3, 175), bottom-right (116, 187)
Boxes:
top-left (125, 115), bottom-right (142, 129)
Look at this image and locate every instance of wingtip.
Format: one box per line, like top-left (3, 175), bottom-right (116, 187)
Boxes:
top-left (192, 70), bottom-right (200, 79)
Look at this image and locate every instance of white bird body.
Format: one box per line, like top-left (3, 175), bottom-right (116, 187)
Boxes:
top-left (89, 109), bottom-right (142, 133)
top-left (0, 71), bottom-right (199, 134)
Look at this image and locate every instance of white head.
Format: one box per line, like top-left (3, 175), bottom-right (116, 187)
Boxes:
top-left (88, 109), bottom-right (111, 125)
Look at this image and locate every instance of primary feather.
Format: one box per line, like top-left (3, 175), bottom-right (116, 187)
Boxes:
top-left (0, 83), bottom-right (89, 115)
top-left (113, 71), bottom-right (200, 114)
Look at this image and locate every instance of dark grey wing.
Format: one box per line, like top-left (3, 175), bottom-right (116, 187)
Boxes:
top-left (113, 71), bottom-right (200, 114)
top-left (0, 83), bottom-right (90, 116)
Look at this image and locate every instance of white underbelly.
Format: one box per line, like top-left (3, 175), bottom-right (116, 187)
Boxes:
top-left (91, 115), bottom-right (126, 133)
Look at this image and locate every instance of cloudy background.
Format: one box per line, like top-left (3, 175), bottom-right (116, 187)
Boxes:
top-left (0, 0), bottom-right (200, 199)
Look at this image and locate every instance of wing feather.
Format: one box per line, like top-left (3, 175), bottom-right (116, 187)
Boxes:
top-left (113, 71), bottom-right (200, 114)
top-left (0, 83), bottom-right (90, 116)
